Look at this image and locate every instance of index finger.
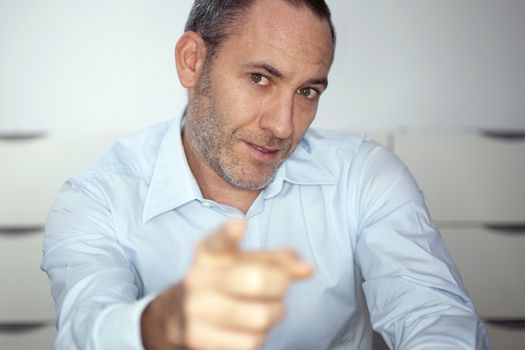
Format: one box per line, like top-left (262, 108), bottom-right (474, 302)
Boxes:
top-left (237, 249), bottom-right (314, 279)
top-left (199, 219), bottom-right (246, 254)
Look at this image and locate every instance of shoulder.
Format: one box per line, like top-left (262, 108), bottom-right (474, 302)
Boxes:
top-left (302, 129), bottom-right (422, 231)
top-left (71, 120), bottom-right (173, 185)
top-left (302, 127), bottom-right (420, 207)
top-left (301, 128), bottom-right (404, 177)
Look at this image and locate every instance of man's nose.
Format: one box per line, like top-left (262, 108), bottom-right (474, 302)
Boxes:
top-left (259, 93), bottom-right (294, 139)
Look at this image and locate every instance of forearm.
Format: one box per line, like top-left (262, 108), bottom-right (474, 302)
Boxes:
top-left (57, 296), bottom-right (155, 350)
top-left (141, 284), bottom-right (187, 350)
top-left (51, 268), bottom-right (157, 350)
top-left (356, 190), bottom-right (490, 348)
top-left (363, 277), bottom-right (490, 349)
top-left (380, 313), bottom-right (490, 349)
top-left (43, 180), bottom-right (153, 348)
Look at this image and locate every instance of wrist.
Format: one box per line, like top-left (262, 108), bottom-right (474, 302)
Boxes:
top-left (141, 284), bottom-right (187, 350)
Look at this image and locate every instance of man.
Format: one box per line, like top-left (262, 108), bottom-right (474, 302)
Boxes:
top-left (42, 0), bottom-right (490, 349)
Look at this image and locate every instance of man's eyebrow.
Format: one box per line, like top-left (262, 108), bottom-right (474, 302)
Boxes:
top-left (243, 62), bottom-right (328, 88)
top-left (304, 78), bottom-right (328, 89)
top-left (243, 62), bottom-right (284, 79)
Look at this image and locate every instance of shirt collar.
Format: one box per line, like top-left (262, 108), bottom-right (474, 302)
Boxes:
top-left (142, 119), bottom-right (335, 222)
top-left (263, 135), bottom-right (336, 199)
top-left (142, 115), bottom-right (201, 223)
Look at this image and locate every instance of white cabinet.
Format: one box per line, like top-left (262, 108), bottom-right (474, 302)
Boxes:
top-left (395, 132), bottom-right (525, 349)
top-left (0, 325), bottom-right (55, 350)
top-left (0, 131), bottom-right (128, 348)
top-left (0, 132), bottom-right (127, 225)
top-left (486, 323), bottom-right (525, 350)
top-left (0, 230), bottom-right (55, 322)
top-left (394, 133), bottom-right (525, 222)
top-left (441, 228), bottom-right (525, 318)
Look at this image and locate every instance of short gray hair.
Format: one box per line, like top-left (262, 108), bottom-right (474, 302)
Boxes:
top-left (185, 0), bottom-right (336, 61)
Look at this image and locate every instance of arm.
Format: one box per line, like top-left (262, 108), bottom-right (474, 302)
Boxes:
top-left (140, 220), bottom-right (312, 349)
top-left (43, 180), bottom-right (311, 349)
top-left (42, 180), bottom-right (153, 349)
top-left (353, 145), bottom-right (490, 349)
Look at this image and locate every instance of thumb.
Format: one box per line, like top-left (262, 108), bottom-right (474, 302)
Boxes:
top-left (200, 219), bottom-right (246, 254)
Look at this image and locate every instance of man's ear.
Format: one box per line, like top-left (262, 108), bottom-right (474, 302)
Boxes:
top-left (175, 31), bottom-right (208, 88)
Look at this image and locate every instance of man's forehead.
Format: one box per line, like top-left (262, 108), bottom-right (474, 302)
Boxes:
top-left (224, 0), bottom-right (333, 72)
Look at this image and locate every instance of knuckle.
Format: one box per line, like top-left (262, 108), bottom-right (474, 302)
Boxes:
top-left (235, 332), bottom-right (265, 350)
top-left (184, 292), bottom-right (199, 316)
top-left (265, 270), bottom-right (289, 296)
top-left (226, 264), bottom-right (266, 294)
top-left (251, 306), bottom-right (275, 330)
top-left (245, 334), bottom-right (265, 350)
top-left (243, 301), bottom-right (284, 332)
top-left (244, 268), bottom-right (268, 292)
top-left (226, 263), bottom-right (290, 298)
top-left (184, 289), bottom-right (214, 318)
top-left (184, 269), bottom-right (200, 288)
top-left (265, 266), bottom-right (287, 289)
top-left (183, 322), bottom-right (200, 348)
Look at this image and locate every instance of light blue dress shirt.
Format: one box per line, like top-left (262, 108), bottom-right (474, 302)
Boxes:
top-left (42, 115), bottom-right (490, 349)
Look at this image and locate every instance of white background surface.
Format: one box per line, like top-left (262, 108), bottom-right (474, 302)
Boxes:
top-left (1, 0), bottom-right (525, 132)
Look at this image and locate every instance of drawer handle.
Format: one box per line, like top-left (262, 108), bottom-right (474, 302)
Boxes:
top-left (485, 319), bottom-right (525, 329)
top-left (0, 225), bottom-right (44, 235)
top-left (483, 223), bottom-right (525, 234)
top-left (481, 130), bottom-right (525, 141)
top-left (0, 132), bottom-right (47, 142)
top-left (0, 321), bottom-right (52, 334)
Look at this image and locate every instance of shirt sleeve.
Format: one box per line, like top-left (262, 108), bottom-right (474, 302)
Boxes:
top-left (41, 179), bottom-right (155, 350)
top-left (353, 143), bottom-right (491, 349)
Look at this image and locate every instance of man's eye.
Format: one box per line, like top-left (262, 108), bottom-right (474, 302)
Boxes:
top-left (250, 73), bottom-right (270, 86)
top-left (297, 87), bottom-right (319, 100)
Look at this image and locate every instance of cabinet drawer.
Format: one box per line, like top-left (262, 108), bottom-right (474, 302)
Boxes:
top-left (0, 324), bottom-right (55, 350)
top-left (486, 322), bottom-right (525, 350)
top-left (441, 228), bottom-right (525, 318)
top-left (0, 230), bottom-right (55, 321)
top-left (0, 132), bottom-right (122, 226)
top-left (394, 133), bottom-right (525, 222)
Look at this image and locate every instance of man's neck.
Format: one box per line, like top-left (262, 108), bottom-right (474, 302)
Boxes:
top-left (198, 175), bottom-right (260, 214)
top-left (182, 133), bottom-right (260, 215)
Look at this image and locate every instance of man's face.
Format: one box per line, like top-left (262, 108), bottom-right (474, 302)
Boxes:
top-left (185, 0), bottom-right (333, 191)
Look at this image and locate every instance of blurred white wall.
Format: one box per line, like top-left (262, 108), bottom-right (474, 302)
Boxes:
top-left (324, 0), bottom-right (525, 132)
top-left (1, 0), bottom-right (524, 133)
top-left (0, 0), bottom-right (192, 132)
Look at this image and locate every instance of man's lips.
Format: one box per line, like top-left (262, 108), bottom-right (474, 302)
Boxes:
top-left (243, 141), bottom-right (281, 162)
top-left (248, 143), bottom-right (279, 153)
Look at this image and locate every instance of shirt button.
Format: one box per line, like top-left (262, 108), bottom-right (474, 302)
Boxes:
top-left (202, 202), bottom-right (212, 208)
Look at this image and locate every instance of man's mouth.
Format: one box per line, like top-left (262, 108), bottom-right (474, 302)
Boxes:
top-left (244, 141), bottom-right (281, 162)
top-left (249, 143), bottom-right (279, 153)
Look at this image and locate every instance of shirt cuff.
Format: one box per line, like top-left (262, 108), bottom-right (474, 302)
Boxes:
top-left (94, 292), bottom-right (159, 350)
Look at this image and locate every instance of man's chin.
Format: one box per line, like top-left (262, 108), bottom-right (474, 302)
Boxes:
top-left (230, 177), bottom-right (273, 191)
top-left (224, 169), bottom-right (277, 191)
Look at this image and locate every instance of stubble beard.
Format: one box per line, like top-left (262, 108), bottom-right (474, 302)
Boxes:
top-left (186, 65), bottom-right (290, 191)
